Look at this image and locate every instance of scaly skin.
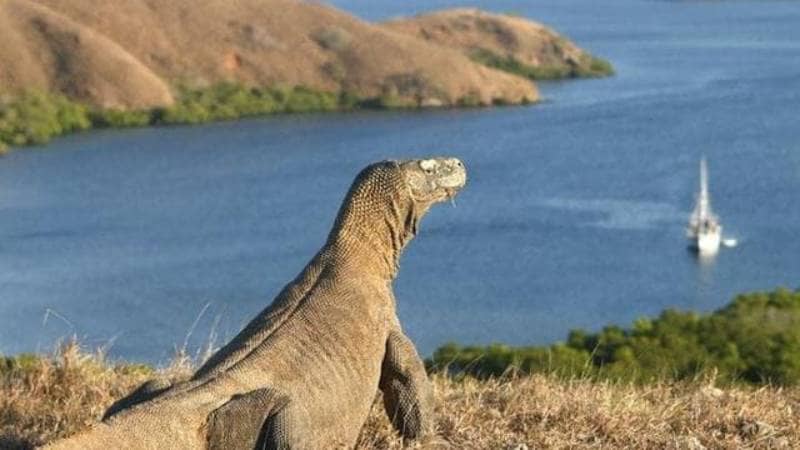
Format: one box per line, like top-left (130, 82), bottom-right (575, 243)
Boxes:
top-left (42, 157), bottom-right (467, 449)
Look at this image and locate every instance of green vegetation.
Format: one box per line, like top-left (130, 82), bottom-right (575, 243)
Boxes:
top-left (357, 94), bottom-right (418, 110)
top-left (0, 83), bottom-right (503, 154)
top-left (469, 48), bottom-right (614, 80)
top-left (0, 84), bottom-right (366, 151)
top-left (0, 91), bottom-right (91, 148)
top-left (90, 109), bottom-right (153, 128)
top-left (456, 93), bottom-right (482, 108)
top-left (0, 353), bottom-right (42, 374)
top-left (154, 84), bottom-right (342, 124)
top-left (586, 56), bottom-right (615, 77)
top-left (312, 26), bottom-right (352, 52)
top-left (431, 288), bottom-right (800, 385)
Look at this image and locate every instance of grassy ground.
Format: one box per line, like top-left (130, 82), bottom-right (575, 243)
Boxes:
top-left (2, 343), bottom-right (798, 449)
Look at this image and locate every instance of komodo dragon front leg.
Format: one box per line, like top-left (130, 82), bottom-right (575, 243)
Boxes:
top-left (205, 388), bottom-right (311, 450)
top-left (379, 330), bottom-right (435, 440)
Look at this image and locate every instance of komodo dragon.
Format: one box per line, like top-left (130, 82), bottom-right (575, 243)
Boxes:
top-left (43, 157), bottom-right (467, 449)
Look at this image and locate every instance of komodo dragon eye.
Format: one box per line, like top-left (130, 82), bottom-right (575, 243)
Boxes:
top-left (419, 159), bottom-right (437, 174)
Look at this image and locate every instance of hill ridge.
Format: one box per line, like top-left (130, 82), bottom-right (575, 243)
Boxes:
top-left (1, 0), bottom-right (545, 108)
top-left (2, 0), bottom-right (174, 109)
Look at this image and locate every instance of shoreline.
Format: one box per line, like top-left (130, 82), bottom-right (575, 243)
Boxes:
top-left (0, 83), bottom-right (540, 156)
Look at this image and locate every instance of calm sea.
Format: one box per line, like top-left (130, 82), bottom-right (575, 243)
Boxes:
top-left (2, 0), bottom-right (799, 363)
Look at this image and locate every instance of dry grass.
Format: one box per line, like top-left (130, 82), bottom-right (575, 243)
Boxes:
top-left (2, 344), bottom-right (799, 449)
top-left (359, 375), bottom-right (800, 449)
top-left (0, 342), bottom-right (193, 449)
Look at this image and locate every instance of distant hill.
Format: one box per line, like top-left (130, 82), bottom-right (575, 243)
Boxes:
top-left (385, 9), bottom-right (614, 80)
top-left (0, 0), bottom-right (543, 109)
top-left (0, 1), bottom-right (617, 153)
top-left (0, 1), bottom-right (615, 111)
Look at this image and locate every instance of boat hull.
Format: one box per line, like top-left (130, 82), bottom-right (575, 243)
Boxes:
top-left (691, 229), bottom-right (721, 254)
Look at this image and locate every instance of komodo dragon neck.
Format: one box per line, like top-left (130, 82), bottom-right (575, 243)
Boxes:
top-left (323, 161), bottom-right (423, 280)
top-left (190, 162), bottom-right (423, 381)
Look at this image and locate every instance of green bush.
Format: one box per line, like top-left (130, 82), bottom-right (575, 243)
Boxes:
top-left (90, 109), bottom-right (153, 128)
top-left (468, 48), bottom-right (614, 80)
top-left (283, 86), bottom-right (339, 113)
top-left (0, 81), bottom-right (491, 152)
top-left (358, 94), bottom-right (418, 109)
top-left (158, 83), bottom-right (346, 124)
top-left (158, 99), bottom-right (211, 124)
top-left (457, 93), bottom-right (483, 107)
top-left (0, 353), bottom-right (42, 374)
top-left (312, 27), bottom-right (352, 52)
top-left (0, 84), bottom-right (366, 151)
top-left (0, 91), bottom-right (91, 147)
top-left (430, 288), bottom-right (800, 385)
top-left (337, 91), bottom-right (363, 109)
top-left (576, 55), bottom-right (615, 78)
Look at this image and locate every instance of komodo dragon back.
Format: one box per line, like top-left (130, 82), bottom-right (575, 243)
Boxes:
top-left (43, 157), bottom-right (467, 450)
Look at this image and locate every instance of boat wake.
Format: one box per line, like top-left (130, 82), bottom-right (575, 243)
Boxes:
top-left (722, 238), bottom-right (738, 248)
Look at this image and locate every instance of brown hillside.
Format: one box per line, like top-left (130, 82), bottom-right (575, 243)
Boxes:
top-left (384, 8), bottom-right (609, 78)
top-left (0, 0), bottom-right (537, 109)
top-left (0, 0), bottom-right (173, 109)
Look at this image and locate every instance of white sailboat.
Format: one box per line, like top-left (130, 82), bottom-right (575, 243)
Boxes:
top-left (687, 158), bottom-right (721, 254)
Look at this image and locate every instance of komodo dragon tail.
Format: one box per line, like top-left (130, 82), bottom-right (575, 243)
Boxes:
top-left (39, 412), bottom-right (200, 450)
top-left (40, 423), bottom-right (119, 450)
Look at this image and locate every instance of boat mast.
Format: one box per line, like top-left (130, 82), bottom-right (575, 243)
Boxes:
top-left (699, 157), bottom-right (710, 218)
top-left (691, 157), bottom-right (716, 227)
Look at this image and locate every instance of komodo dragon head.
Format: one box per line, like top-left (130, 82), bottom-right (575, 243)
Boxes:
top-left (325, 157), bottom-right (467, 278)
top-left (400, 157), bottom-right (467, 208)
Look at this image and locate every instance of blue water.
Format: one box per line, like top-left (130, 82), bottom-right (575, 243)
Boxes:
top-left (2, 0), bottom-right (800, 363)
